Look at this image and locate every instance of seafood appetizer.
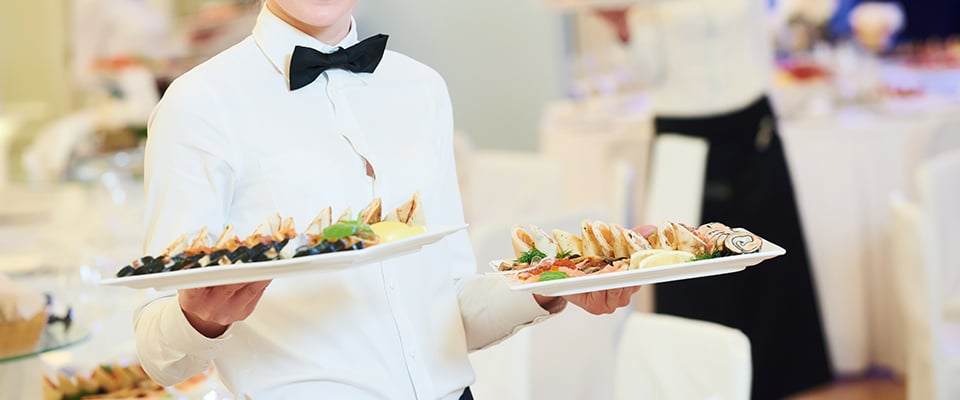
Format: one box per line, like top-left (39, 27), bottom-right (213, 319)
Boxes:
top-left (114, 193), bottom-right (427, 278)
top-left (42, 363), bottom-right (207, 400)
top-left (498, 220), bottom-right (764, 283)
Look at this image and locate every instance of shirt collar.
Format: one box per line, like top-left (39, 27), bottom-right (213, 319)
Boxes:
top-left (252, 5), bottom-right (369, 84)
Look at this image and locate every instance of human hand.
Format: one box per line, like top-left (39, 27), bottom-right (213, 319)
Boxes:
top-left (178, 280), bottom-right (271, 338)
top-left (594, 8), bottom-right (631, 43)
top-left (533, 286), bottom-right (641, 315)
top-left (563, 286), bottom-right (641, 315)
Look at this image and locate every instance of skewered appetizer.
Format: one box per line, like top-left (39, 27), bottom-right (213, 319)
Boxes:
top-left (499, 220), bottom-right (764, 283)
top-left (114, 193), bottom-right (427, 278)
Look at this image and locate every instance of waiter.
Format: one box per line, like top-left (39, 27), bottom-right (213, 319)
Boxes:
top-left (133, 0), bottom-right (639, 398)
top-left (598, 1), bottom-right (833, 398)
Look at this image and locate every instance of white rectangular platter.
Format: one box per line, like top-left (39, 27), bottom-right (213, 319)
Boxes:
top-left (100, 224), bottom-right (468, 291)
top-left (492, 241), bottom-right (785, 296)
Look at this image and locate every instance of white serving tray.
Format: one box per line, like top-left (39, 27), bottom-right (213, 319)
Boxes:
top-left (491, 241), bottom-right (785, 296)
top-left (101, 225), bottom-right (468, 291)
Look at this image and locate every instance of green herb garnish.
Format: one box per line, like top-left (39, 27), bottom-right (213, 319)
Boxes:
top-left (556, 250), bottom-right (573, 259)
top-left (538, 271), bottom-right (569, 281)
top-left (690, 249), bottom-right (727, 262)
top-left (516, 248), bottom-right (547, 264)
top-left (322, 220), bottom-right (375, 240)
top-left (100, 364), bottom-right (113, 373)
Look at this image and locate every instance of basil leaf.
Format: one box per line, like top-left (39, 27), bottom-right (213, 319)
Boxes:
top-left (322, 223), bottom-right (358, 240)
top-left (538, 271), bottom-right (569, 282)
top-left (516, 248), bottom-right (548, 264)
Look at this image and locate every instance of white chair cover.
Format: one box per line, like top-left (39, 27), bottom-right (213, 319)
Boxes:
top-left (913, 149), bottom-right (960, 400)
top-left (643, 133), bottom-right (708, 225)
top-left (614, 313), bottom-right (752, 400)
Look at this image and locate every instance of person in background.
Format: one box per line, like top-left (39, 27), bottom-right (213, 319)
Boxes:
top-left (597, 1), bottom-right (833, 398)
top-left (133, 0), bottom-right (640, 398)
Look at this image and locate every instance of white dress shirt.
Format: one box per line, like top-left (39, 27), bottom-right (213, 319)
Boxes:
top-left (626, 0), bottom-right (775, 116)
top-left (135, 6), bottom-right (550, 399)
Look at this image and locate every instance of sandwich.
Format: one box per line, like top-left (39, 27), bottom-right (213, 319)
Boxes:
top-left (385, 191), bottom-right (425, 227)
top-left (552, 229), bottom-right (582, 258)
top-left (359, 198), bottom-right (382, 225)
top-left (528, 225), bottom-right (558, 259)
top-left (511, 225), bottom-right (536, 258)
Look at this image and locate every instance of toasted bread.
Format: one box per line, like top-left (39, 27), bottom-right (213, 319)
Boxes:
top-left (590, 221), bottom-right (617, 258)
top-left (359, 198), bottom-right (382, 225)
top-left (385, 191), bottom-right (425, 227)
top-left (552, 229), bottom-right (583, 258)
top-left (661, 222), bottom-right (707, 255)
top-left (528, 225), bottom-right (558, 258)
top-left (336, 207), bottom-right (353, 223)
top-left (511, 225), bottom-right (536, 258)
top-left (305, 207), bottom-right (333, 236)
top-left (580, 220), bottom-right (602, 257)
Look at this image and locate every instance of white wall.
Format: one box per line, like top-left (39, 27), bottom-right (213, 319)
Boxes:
top-left (355, 1), bottom-right (570, 150)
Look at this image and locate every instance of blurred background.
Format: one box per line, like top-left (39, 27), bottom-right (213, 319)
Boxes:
top-left (1, 0), bottom-right (960, 399)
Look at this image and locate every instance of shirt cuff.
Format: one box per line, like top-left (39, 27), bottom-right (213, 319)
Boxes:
top-left (154, 296), bottom-right (234, 357)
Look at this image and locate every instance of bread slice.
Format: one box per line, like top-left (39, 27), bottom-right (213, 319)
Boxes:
top-left (528, 225), bottom-right (558, 258)
top-left (359, 198), bottom-right (382, 225)
top-left (384, 191), bottom-right (425, 227)
top-left (580, 220), bottom-right (602, 257)
top-left (511, 225), bottom-right (536, 258)
top-left (305, 207), bottom-right (332, 236)
top-left (591, 221), bottom-right (617, 258)
top-left (552, 229), bottom-right (583, 258)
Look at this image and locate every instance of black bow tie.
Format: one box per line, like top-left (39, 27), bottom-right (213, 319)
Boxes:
top-left (288, 34), bottom-right (389, 91)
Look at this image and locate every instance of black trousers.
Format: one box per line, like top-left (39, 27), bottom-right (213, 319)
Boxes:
top-left (653, 96), bottom-right (833, 399)
top-left (459, 387), bottom-right (472, 400)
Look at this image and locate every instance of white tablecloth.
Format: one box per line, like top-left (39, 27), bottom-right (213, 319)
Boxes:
top-left (779, 98), bottom-right (960, 375)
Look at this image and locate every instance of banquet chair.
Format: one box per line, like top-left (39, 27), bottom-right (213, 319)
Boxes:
top-left (458, 149), bottom-right (568, 226)
top-left (643, 134), bottom-right (708, 225)
top-left (614, 313), bottom-right (752, 400)
top-left (906, 149), bottom-right (960, 400)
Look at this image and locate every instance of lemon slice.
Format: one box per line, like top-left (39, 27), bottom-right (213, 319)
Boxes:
top-left (629, 249), bottom-right (666, 270)
top-left (371, 221), bottom-right (425, 243)
top-left (634, 250), bottom-right (694, 269)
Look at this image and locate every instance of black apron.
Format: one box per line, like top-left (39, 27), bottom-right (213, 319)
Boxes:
top-left (653, 96), bottom-right (833, 399)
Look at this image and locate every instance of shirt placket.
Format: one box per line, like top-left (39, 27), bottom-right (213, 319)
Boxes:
top-left (324, 71), bottom-right (434, 398)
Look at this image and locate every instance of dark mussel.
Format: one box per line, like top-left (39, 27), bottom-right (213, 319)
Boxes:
top-left (349, 241), bottom-right (365, 251)
top-left (142, 257), bottom-right (168, 274)
top-left (207, 249), bottom-right (231, 266)
top-left (316, 238), bottom-right (349, 254)
top-left (294, 245), bottom-right (321, 258)
top-left (229, 246), bottom-right (252, 263)
top-left (116, 265), bottom-right (136, 277)
top-left (167, 253), bottom-right (202, 271)
top-left (249, 243), bottom-right (273, 262)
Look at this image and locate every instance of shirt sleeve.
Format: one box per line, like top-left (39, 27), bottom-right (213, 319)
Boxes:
top-left (135, 75), bottom-right (238, 385)
top-left (423, 74), bottom-right (552, 351)
top-left (134, 296), bottom-right (234, 386)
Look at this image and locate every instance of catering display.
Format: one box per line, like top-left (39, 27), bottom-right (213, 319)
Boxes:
top-left (42, 363), bottom-right (208, 400)
top-left (0, 274), bottom-right (47, 357)
top-left (491, 220), bottom-right (784, 296)
top-left (100, 193), bottom-right (467, 290)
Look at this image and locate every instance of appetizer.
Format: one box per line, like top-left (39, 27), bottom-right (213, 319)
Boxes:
top-left (499, 220), bottom-right (764, 283)
top-left (114, 192), bottom-right (426, 278)
top-left (42, 363), bottom-right (207, 400)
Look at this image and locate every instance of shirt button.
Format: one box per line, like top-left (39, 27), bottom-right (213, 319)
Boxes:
top-left (388, 281), bottom-right (397, 290)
